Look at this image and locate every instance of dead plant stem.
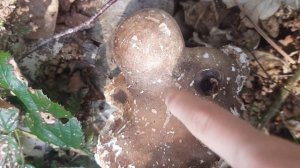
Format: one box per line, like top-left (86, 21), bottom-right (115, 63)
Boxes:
top-left (234, 1), bottom-right (295, 64)
top-left (18, 0), bottom-right (118, 61)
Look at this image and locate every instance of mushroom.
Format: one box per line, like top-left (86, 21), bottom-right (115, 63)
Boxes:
top-left (95, 9), bottom-right (250, 167)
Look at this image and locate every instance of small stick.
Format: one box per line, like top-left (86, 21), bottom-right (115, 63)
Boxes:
top-left (194, 6), bottom-right (207, 29)
top-left (234, 1), bottom-right (296, 64)
top-left (18, 0), bottom-right (118, 60)
top-left (246, 17), bottom-right (295, 64)
top-left (232, 1), bottom-right (299, 126)
top-left (212, 0), bottom-right (219, 24)
top-left (260, 67), bottom-right (300, 128)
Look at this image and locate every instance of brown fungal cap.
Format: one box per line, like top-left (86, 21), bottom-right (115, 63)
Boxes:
top-left (113, 9), bottom-right (184, 92)
top-left (96, 8), bottom-right (251, 168)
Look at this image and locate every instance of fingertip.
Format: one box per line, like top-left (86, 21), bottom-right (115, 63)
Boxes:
top-left (165, 89), bottom-right (178, 107)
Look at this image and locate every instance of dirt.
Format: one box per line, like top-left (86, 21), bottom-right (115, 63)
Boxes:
top-left (1, 0), bottom-right (300, 167)
top-left (0, 0), bottom-right (15, 26)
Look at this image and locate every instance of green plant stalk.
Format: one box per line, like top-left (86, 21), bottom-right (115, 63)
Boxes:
top-left (261, 67), bottom-right (300, 127)
top-left (13, 129), bottom-right (25, 167)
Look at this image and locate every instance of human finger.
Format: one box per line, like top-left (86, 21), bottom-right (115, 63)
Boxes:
top-left (165, 90), bottom-right (300, 168)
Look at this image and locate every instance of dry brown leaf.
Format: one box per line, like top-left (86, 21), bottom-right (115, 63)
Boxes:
top-left (40, 112), bottom-right (56, 124)
top-left (0, 99), bottom-right (14, 109)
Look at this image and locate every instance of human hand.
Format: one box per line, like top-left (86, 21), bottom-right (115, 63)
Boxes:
top-left (165, 90), bottom-right (300, 168)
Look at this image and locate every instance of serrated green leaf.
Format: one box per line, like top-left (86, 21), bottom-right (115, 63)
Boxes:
top-left (0, 107), bottom-right (19, 134)
top-left (29, 90), bottom-right (72, 118)
top-left (0, 135), bottom-right (23, 167)
top-left (25, 114), bottom-right (83, 148)
top-left (0, 51), bottom-right (83, 149)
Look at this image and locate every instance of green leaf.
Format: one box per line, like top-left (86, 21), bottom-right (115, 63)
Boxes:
top-left (0, 135), bottom-right (23, 167)
top-left (0, 51), bottom-right (83, 149)
top-left (65, 95), bottom-right (81, 115)
top-left (25, 114), bottom-right (84, 148)
top-left (23, 164), bottom-right (36, 168)
top-left (29, 90), bottom-right (72, 119)
top-left (0, 107), bottom-right (19, 134)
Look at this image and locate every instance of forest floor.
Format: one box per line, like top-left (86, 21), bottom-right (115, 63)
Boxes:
top-left (1, 0), bottom-right (300, 167)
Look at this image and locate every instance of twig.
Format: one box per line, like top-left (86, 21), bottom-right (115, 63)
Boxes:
top-left (260, 67), bottom-right (300, 127)
top-left (232, 0), bottom-right (299, 126)
top-left (251, 52), bottom-right (300, 102)
top-left (18, 0), bottom-right (118, 61)
top-left (251, 52), bottom-right (273, 80)
top-left (212, 0), bottom-right (219, 24)
top-left (234, 1), bottom-right (296, 64)
top-left (247, 17), bottom-right (295, 64)
top-left (252, 71), bottom-right (300, 101)
top-left (194, 6), bottom-right (207, 29)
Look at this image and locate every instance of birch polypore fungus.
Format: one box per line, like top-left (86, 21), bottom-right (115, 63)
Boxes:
top-left (95, 9), bottom-right (250, 167)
